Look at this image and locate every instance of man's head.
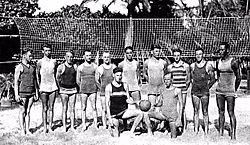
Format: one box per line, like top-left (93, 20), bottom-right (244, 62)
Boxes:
top-left (84, 49), bottom-right (92, 63)
top-left (42, 43), bottom-right (52, 58)
top-left (102, 51), bottom-right (111, 64)
top-left (219, 42), bottom-right (230, 57)
top-left (124, 46), bottom-right (133, 61)
top-left (173, 49), bottom-right (182, 63)
top-left (163, 73), bottom-right (173, 88)
top-left (195, 48), bottom-right (204, 63)
top-left (22, 47), bottom-right (33, 63)
top-left (65, 50), bottom-right (74, 65)
top-left (113, 67), bottom-right (123, 83)
top-left (151, 44), bottom-right (161, 59)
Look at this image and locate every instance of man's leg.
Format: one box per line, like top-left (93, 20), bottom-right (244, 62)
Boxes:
top-left (110, 118), bottom-right (120, 137)
top-left (89, 93), bottom-right (98, 128)
top-left (60, 93), bottom-right (69, 132)
top-left (19, 97), bottom-right (27, 135)
top-left (226, 96), bottom-right (236, 140)
top-left (169, 122), bottom-right (178, 138)
top-left (148, 94), bottom-right (156, 110)
top-left (182, 93), bottom-right (187, 132)
top-left (40, 93), bottom-right (49, 134)
top-left (216, 94), bottom-right (226, 136)
top-left (100, 95), bottom-right (107, 128)
top-left (25, 96), bottom-right (34, 135)
top-left (68, 93), bottom-right (76, 131)
top-left (48, 91), bottom-right (56, 132)
top-left (146, 111), bottom-right (166, 135)
top-left (80, 94), bottom-right (88, 131)
top-left (122, 109), bottom-right (143, 134)
top-left (201, 95), bottom-right (209, 135)
top-left (191, 95), bottom-right (200, 134)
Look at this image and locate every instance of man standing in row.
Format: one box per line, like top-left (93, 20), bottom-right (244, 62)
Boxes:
top-left (36, 44), bottom-right (58, 134)
top-left (77, 49), bottom-right (98, 131)
top-left (14, 47), bottom-right (39, 135)
top-left (56, 50), bottom-right (78, 132)
top-left (143, 45), bottom-right (168, 109)
top-left (167, 49), bottom-right (190, 132)
top-left (95, 51), bottom-right (116, 128)
top-left (118, 46), bottom-right (141, 105)
top-left (190, 48), bottom-right (215, 135)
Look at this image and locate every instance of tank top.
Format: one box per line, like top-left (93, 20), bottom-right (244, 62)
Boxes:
top-left (191, 62), bottom-right (209, 96)
top-left (160, 87), bottom-right (178, 120)
top-left (110, 82), bottom-right (128, 115)
top-left (60, 64), bottom-right (76, 88)
top-left (216, 57), bottom-right (236, 95)
top-left (147, 58), bottom-right (165, 86)
top-left (100, 64), bottom-right (114, 95)
top-left (19, 63), bottom-right (36, 94)
top-left (79, 63), bottom-right (97, 94)
top-left (39, 58), bottom-right (58, 92)
top-left (169, 61), bottom-right (188, 93)
top-left (122, 60), bottom-right (140, 91)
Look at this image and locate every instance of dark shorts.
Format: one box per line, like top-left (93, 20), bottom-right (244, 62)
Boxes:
top-left (19, 93), bottom-right (35, 98)
top-left (191, 84), bottom-right (209, 97)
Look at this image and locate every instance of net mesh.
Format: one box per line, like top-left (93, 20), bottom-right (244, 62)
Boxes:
top-left (13, 17), bottom-right (250, 60)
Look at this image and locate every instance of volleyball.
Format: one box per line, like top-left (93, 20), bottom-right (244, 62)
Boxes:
top-left (139, 100), bottom-right (151, 112)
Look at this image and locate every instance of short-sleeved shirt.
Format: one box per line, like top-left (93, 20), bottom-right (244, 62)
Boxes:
top-left (38, 58), bottom-right (58, 92)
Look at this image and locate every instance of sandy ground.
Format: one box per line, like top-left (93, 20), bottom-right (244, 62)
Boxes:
top-left (1, 81), bottom-right (250, 145)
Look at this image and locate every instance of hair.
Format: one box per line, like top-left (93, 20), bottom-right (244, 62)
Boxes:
top-left (219, 42), bottom-right (230, 50)
top-left (124, 46), bottom-right (133, 52)
top-left (102, 50), bottom-right (110, 56)
top-left (42, 43), bottom-right (52, 49)
top-left (113, 67), bottom-right (123, 74)
top-left (195, 47), bottom-right (204, 53)
top-left (84, 49), bottom-right (91, 55)
top-left (164, 72), bottom-right (173, 79)
top-left (21, 47), bottom-right (32, 55)
top-left (65, 49), bottom-right (74, 56)
top-left (173, 48), bottom-right (182, 55)
top-left (151, 44), bottom-right (161, 51)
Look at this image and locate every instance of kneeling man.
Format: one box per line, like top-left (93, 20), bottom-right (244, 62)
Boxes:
top-left (105, 67), bottom-right (143, 137)
top-left (145, 73), bottom-right (183, 138)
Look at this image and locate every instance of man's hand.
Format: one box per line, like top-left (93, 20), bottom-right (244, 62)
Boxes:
top-left (126, 97), bottom-right (135, 104)
top-left (175, 118), bottom-right (182, 127)
top-left (33, 91), bottom-right (39, 102)
top-left (15, 94), bottom-right (21, 102)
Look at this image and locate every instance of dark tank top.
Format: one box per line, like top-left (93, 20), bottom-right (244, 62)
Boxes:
top-left (110, 82), bottom-right (128, 115)
top-left (60, 64), bottom-right (76, 88)
top-left (100, 65), bottom-right (114, 95)
top-left (191, 62), bottom-right (209, 96)
top-left (19, 63), bottom-right (36, 94)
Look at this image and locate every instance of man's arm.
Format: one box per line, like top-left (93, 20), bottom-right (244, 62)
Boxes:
top-left (118, 61), bottom-right (123, 68)
top-left (36, 60), bottom-right (41, 88)
top-left (190, 63), bottom-right (195, 84)
top-left (231, 58), bottom-right (242, 91)
top-left (143, 60), bottom-right (149, 82)
top-left (136, 61), bottom-right (141, 84)
top-left (185, 63), bottom-right (191, 90)
top-left (105, 84), bottom-right (113, 125)
top-left (163, 60), bottom-right (168, 75)
top-left (14, 64), bottom-right (22, 101)
top-left (76, 65), bottom-right (81, 86)
top-left (176, 88), bottom-right (183, 126)
top-left (207, 62), bottom-right (216, 89)
top-left (95, 66), bottom-right (102, 90)
top-left (56, 64), bottom-right (64, 87)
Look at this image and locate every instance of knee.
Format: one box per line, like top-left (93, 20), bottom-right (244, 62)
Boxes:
top-left (219, 109), bottom-right (225, 116)
top-left (228, 110), bottom-right (235, 117)
top-left (203, 111), bottom-right (208, 117)
top-left (20, 108), bottom-right (26, 115)
top-left (42, 104), bottom-right (48, 112)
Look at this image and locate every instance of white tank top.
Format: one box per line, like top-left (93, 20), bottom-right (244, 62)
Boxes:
top-left (39, 58), bottom-right (58, 92)
top-left (122, 60), bottom-right (140, 91)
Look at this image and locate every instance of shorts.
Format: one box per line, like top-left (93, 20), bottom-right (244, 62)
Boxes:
top-left (19, 93), bottom-right (35, 98)
top-left (162, 110), bottom-right (178, 122)
top-left (147, 84), bottom-right (164, 95)
top-left (59, 87), bottom-right (77, 95)
top-left (191, 84), bottom-right (209, 97)
top-left (111, 109), bottom-right (127, 119)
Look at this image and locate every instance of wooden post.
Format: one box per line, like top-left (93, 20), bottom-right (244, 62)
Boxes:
top-left (247, 60), bottom-right (250, 91)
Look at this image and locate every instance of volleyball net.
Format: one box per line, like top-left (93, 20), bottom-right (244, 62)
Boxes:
top-left (13, 17), bottom-right (250, 60)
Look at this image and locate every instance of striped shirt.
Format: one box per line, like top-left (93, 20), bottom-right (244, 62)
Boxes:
top-left (168, 61), bottom-right (189, 93)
